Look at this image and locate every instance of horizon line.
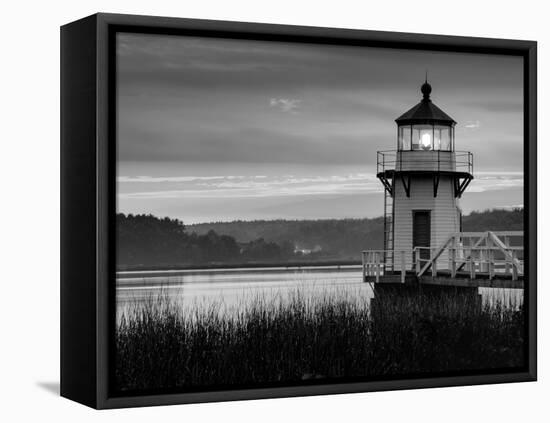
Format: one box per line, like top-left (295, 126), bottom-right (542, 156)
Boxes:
top-left (116, 206), bottom-right (524, 226)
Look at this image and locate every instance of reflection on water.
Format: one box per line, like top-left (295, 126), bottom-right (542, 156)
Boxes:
top-left (116, 266), bottom-right (523, 319)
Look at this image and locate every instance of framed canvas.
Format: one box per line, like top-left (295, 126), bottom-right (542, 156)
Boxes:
top-left (60, 13), bottom-right (537, 409)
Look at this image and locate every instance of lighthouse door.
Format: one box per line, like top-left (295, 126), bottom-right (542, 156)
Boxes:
top-left (413, 210), bottom-right (431, 264)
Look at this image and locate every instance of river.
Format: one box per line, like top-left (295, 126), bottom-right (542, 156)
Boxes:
top-left (116, 265), bottom-right (523, 319)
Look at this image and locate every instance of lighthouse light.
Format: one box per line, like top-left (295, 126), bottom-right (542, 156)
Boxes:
top-left (420, 132), bottom-right (432, 150)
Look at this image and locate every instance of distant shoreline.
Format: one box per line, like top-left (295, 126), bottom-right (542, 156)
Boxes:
top-left (116, 209), bottom-right (523, 274)
top-left (184, 207), bottom-right (524, 228)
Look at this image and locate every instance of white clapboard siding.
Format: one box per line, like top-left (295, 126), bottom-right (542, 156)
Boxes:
top-left (397, 151), bottom-right (456, 172)
top-left (392, 175), bottom-right (460, 271)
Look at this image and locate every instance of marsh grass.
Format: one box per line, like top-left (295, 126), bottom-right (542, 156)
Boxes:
top-left (115, 287), bottom-right (524, 392)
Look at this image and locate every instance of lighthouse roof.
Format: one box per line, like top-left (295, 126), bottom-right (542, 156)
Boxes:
top-left (395, 82), bottom-right (456, 126)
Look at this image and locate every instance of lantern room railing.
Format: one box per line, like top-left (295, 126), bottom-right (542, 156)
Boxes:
top-left (377, 150), bottom-right (473, 176)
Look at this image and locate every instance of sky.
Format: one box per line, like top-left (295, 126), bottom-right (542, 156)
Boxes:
top-left (116, 32), bottom-right (524, 224)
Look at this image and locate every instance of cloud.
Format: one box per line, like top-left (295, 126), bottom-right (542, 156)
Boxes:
top-left (118, 171), bottom-right (522, 201)
top-left (118, 173), bottom-right (381, 200)
top-left (117, 175), bottom-right (257, 183)
top-left (120, 183), bottom-right (377, 200)
top-left (269, 98), bottom-right (301, 113)
top-left (475, 171), bottom-right (523, 176)
top-left (468, 172), bottom-right (523, 193)
top-left (116, 34), bottom-right (523, 169)
top-left (464, 120), bottom-right (481, 129)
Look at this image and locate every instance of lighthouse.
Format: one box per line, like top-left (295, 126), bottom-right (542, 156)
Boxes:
top-left (377, 80), bottom-right (474, 272)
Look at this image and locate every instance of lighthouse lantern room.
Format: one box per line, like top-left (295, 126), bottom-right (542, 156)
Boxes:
top-left (377, 80), bottom-right (474, 272)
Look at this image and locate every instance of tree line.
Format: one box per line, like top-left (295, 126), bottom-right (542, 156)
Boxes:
top-left (116, 214), bottom-right (296, 268)
top-left (117, 208), bottom-right (523, 269)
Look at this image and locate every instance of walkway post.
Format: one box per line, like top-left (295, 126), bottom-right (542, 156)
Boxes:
top-left (375, 252), bottom-right (380, 283)
top-left (431, 248), bottom-right (437, 277)
top-left (401, 250), bottom-right (406, 283)
top-left (362, 251), bottom-right (366, 282)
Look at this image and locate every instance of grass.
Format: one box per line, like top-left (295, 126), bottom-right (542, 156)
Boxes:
top-left (115, 286), bottom-right (524, 392)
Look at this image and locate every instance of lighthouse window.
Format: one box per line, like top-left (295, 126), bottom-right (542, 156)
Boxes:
top-left (436, 126), bottom-right (451, 151)
top-left (398, 125), bottom-right (411, 150)
top-left (405, 125), bottom-right (453, 151)
top-left (412, 125), bottom-right (434, 150)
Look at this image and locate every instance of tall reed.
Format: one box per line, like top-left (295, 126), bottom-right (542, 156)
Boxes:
top-left (115, 287), bottom-right (524, 392)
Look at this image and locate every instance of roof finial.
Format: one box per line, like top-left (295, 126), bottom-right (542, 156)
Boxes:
top-left (421, 71), bottom-right (432, 101)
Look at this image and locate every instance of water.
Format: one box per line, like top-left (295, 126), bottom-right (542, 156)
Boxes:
top-left (117, 266), bottom-right (369, 317)
top-left (116, 266), bottom-right (523, 318)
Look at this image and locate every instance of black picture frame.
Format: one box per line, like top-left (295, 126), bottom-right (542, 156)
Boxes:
top-left (60, 12), bottom-right (537, 409)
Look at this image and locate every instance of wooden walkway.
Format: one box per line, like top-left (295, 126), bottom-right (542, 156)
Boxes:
top-left (364, 271), bottom-right (524, 289)
top-left (362, 231), bottom-right (524, 289)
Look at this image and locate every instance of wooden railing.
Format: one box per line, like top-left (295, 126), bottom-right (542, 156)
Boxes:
top-left (362, 250), bottom-right (409, 283)
top-left (415, 231), bottom-right (524, 281)
top-left (362, 231), bottom-right (523, 283)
